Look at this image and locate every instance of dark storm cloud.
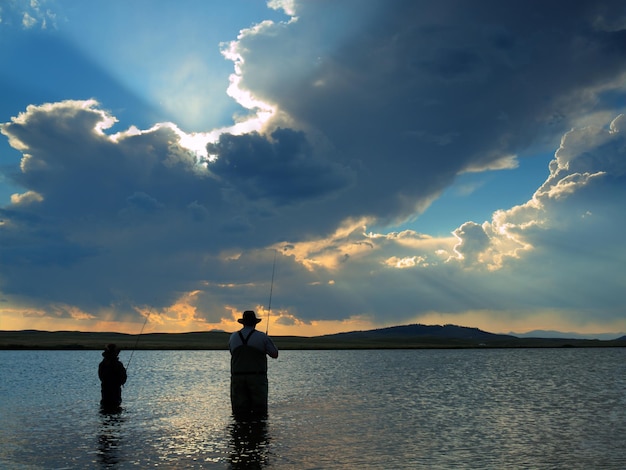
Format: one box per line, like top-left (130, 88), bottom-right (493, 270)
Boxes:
top-left (207, 128), bottom-right (353, 205)
top-left (236, 0), bottom-right (626, 224)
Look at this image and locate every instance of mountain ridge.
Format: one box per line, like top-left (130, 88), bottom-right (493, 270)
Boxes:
top-left (509, 329), bottom-right (626, 341)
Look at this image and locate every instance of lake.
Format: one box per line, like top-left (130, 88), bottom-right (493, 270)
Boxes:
top-left (1, 348), bottom-right (625, 469)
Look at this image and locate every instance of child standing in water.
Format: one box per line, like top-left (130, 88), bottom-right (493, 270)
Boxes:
top-left (98, 343), bottom-right (127, 409)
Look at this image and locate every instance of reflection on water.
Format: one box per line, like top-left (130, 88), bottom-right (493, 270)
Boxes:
top-left (228, 418), bottom-right (271, 469)
top-left (1, 349), bottom-right (625, 469)
top-left (98, 407), bottom-right (125, 467)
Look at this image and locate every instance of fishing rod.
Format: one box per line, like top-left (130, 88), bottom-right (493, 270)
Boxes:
top-left (266, 250), bottom-right (277, 335)
top-left (126, 311), bottom-right (150, 370)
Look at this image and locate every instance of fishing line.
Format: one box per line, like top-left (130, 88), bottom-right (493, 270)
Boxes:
top-left (126, 310), bottom-right (150, 370)
top-left (266, 250), bottom-right (277, 335)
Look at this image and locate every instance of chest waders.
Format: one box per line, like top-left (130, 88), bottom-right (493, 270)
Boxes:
top-left (230, 330), bottom-right (270, 418)
top-left (231, 330), bottom-right (267, 375)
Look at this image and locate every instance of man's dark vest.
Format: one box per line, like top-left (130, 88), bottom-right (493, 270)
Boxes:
top-left (231, 330), bottom-right (267, 375)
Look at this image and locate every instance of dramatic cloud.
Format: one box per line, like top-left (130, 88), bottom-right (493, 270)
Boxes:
top-left (1, 1), bottom-right (626, 335)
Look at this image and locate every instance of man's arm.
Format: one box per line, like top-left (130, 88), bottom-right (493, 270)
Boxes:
top-left (265, 336), bottom-right (279, 358)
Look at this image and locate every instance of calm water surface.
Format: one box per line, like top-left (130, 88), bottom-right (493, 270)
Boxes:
top-left (1, 348), bottom-right (625, 469)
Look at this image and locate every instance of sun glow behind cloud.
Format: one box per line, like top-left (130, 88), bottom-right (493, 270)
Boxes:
top-left (35, 1), bottom-right (289, 133)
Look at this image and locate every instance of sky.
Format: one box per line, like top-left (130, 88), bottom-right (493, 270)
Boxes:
top-left (1, 0), bottom-right (626, 338)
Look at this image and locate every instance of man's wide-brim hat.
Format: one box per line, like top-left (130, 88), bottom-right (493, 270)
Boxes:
top-left (238, 310), bottom-right (262, 325)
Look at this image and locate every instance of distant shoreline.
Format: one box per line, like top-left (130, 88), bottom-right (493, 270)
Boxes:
top-left (1, 329), bottom-right (625, 350)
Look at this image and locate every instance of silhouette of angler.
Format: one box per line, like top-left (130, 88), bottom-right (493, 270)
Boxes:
top-left (229, 310), bottom-right (279, 419)
top-left (98, 344), bottom-right (127, 408)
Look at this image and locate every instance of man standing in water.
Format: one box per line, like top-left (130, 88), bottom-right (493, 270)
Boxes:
top-left (229, 310), bottom-right (279, 419)
top-left (98, 343), bottom-right (127, 409)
